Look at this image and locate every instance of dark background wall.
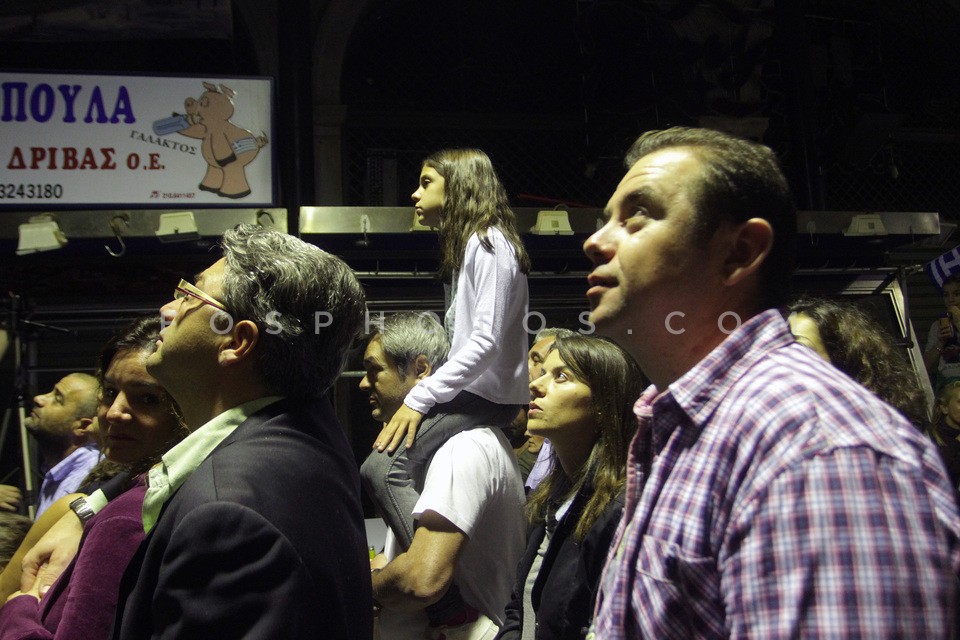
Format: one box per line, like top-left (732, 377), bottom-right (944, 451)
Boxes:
top-left (3, 0), bottom-right (957, 216)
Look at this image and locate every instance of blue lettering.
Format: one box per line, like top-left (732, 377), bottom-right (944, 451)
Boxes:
top-left (30, 84), bottom-right (55, 123)
top-left (111, 86), bottom-right (135, 123)
top-left (1, 82), bottom-right (28, 122)
top-left (84, 86), bottom-right (108, 123)
top-left (57, 84), bottom-right (82, 123)
top-left (2, 80), bottom-right (137, 124)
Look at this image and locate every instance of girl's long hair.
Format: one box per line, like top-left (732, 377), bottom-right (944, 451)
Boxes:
top-left (526, 335), bottom-right (644, 541)
top-left (422, 148), bottom-right (531, 279)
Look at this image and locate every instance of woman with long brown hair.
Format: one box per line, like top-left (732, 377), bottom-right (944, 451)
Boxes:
top-left (496, 335), bottom-right (643, 640)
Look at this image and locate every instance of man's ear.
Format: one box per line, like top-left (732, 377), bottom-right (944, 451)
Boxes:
top-left (413, 355), bottom-right (432, 380)
top-left (73, 416), bottom-right (95, 443)
top-left (218, 319), bottom-right (259, 367)
top-left (722, 218), bottom-right (773, 287)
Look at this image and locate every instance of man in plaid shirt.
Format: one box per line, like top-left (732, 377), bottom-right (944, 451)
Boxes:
top-left (582, 126), bottom-right (960, 638)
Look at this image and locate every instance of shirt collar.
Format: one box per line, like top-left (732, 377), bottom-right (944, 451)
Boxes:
top-left (158, 395), bottom-right (282, 487)
top-left (45, 444), bottom-right (99, 481)
top-left (142, 396), bottom-right (282, 533)
top-left (647, 309), bottom-right (794, 430)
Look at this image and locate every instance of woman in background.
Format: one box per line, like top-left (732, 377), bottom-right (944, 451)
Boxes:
top-left (0, 317), bottom-right (187, 640)
top-left (933, 381), bottom-right (960, 489)
top-left (496, 335), bottom-right (642, 640)
top-left (923, 273), bottom-right (960, 391)
top-left (787, 297), bottom-right (930, 431)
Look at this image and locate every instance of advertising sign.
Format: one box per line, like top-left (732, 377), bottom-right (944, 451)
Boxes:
top-left (0, 72), bottom-right (274, 208)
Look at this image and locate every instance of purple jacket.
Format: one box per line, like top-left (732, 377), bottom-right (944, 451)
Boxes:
top-left (0, 482), bottom-right (146, 640)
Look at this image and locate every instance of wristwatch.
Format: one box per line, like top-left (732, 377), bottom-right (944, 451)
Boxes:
top-left (69, 496), bottom-right (95, 524)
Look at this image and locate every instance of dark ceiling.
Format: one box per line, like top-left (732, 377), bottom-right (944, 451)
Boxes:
top-left (339, 0), bottom-right (960, 216)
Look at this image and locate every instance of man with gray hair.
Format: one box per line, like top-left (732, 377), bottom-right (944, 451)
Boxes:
top-left (109, 224), bottom-right (372, 639)
top-left (362, 312), bottom-right (526, 640)
top-left (360, 312), bottom-right (450, 424)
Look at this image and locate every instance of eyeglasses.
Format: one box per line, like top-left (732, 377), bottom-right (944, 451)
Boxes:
top-left (174, 279), bottom-right (226, 311)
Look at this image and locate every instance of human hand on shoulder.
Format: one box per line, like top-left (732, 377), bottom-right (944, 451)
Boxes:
top-left (370, 552), bottom-right (388, 572)
top-left (374, 405), bottom-right (424, 453)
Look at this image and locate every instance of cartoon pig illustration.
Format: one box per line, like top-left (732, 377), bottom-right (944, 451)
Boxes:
top-left (174, 82), bottom-right (268, 199)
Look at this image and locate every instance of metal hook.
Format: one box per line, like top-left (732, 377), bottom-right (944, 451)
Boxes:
top-left (356, 213), bottom-right (370, 247)
top-left (805, 220), bottom-right (818, 246)
top-left (105, 214), bottom-right (129, 257)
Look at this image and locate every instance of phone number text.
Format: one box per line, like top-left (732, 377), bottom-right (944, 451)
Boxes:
top-left (0, 183), bottom-right (64, 199)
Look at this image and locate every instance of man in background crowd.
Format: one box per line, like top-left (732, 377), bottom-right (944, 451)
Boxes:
top-left (520, 327), bottom-right (576, 489)
top-left (360, 312), bottom-right (449, 426)
top-left (362, 311), bottom-right (526, 640)
top-left (26, 373), bottom-right (99, 518)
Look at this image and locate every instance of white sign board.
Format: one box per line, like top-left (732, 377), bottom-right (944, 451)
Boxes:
top-left (0, 72), bottom-right (274, 207)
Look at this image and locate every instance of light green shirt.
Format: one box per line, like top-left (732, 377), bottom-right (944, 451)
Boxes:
top-left (87, 488), bottom-right (108, 512)
top-left (141, 396), bottom-right (283, 533)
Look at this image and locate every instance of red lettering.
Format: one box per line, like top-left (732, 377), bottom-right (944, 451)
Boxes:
top-left (6, 147), bottom-right (25, 169)
top-left (29, 147), bottom-right (46, 169)
top-left (5, 146), bottom-right (123, 170)
top-left (148, 153), bottom-right (161, 170)
top-left (79, 148), bottom-right (97, 169)
top-left (100, 148), bottom-right (116, 170)
top-left (63, 147), bottom-right (78, 170)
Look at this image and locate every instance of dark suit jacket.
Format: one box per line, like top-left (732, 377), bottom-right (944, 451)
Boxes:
top-left (497, 485), bottom-right (624, 640)
top-left (112, 397), bottom-right (373, 640)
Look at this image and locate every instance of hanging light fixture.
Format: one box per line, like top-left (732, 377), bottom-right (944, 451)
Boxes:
top-left (16, 214), bottom-right (67, 255)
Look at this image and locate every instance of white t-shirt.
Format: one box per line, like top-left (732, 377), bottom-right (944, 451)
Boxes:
top-left (404, 227), bottom-right (530, 413)
top-left (378, 428), bottom-right (527, 639)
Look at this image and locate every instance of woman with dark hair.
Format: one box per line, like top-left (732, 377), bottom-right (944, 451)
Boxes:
top-left (496, 335), bottom-right (643, 640)
top-left (0, 316), bottom-right (187, 640)
top-left (787, 297), bottom-right (931, 431)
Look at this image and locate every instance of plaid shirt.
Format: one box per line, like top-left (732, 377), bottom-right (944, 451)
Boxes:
top-left (591, 310), bottom-right (960, 639)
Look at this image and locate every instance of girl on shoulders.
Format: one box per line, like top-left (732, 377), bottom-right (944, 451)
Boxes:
top-left (361, 148), bottom-right (531, 629)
